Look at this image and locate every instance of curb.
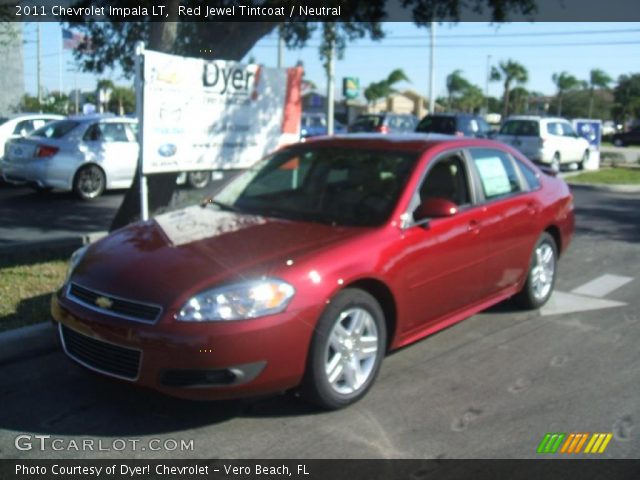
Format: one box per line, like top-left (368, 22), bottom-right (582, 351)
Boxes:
top-left (0, 322), bottom-right (59, 366)
top-left (0, 231), bottom-right (108, 255)
top-left (567, 182), bottom-right (640, 193)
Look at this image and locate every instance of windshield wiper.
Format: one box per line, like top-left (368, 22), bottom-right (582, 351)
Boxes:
top-left (200, 197), bottom-right (242, 213)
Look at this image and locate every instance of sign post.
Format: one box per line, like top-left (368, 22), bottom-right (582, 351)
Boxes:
top-left (134, 41), bottom-right (149, 221)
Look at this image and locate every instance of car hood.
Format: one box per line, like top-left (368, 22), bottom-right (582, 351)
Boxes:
top-left (71, 206), bottom-right (363, 307)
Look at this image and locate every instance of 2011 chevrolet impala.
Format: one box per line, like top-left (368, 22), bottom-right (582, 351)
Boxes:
top-left (51, 135), bottom-right (574, 409)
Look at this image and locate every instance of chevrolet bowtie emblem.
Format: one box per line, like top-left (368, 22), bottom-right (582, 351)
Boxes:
top-left (95, 296), bottom-right (113, 309)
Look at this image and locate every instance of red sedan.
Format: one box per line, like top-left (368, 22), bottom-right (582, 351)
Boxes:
top-left (51, 135), bottom-right (574, 409)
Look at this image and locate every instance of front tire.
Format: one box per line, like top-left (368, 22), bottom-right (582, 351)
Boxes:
top-left (302, 289), bottom-right (386, 410)
top-left (515, 232), bottom-right (558, 310)
top-left (73, 164), bottom-right (106, 200)
top-left (187, 171), bottom-right (211, 189)
top-left (578, 150), bottom-right (589, 170)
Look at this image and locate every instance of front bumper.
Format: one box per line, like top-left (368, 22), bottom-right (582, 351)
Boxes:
top-left (51, 289), bottom-right (320, 400)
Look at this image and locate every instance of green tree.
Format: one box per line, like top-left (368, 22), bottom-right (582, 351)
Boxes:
top-left (490, 60), bottom-right (528, 118)
top-left (587, 68), bottom-right (612, 118)
top-left (364, 69), bottom-right (411, 106)
top-left (509, 86), bottom-right (529, 115)
top-left (613, 73), bottom-right (640, 124)
top-left (445, 69), bottom-right (470, 109)
top-left (61, 0), bottom-right (539, 230)
top-left (108, 86), bottom-right (135, 115)
top-left (551, 71), bottom-right (580, 117)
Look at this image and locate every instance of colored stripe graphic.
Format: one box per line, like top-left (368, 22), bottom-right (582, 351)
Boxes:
top-left (584, 433), bottom-right (613, 454)
top-left (539, 433), bottom-right (614, 454)
top-left (537, 433), bottom-right (566, 453)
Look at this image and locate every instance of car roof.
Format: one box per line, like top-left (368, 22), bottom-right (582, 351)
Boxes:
top-left (505, 115), bottom-right (569, 122)
top-left (65, 114), bottom-right (137, 124)
top-left (6, 113), bottom-right (64, 121)
top-left (298, 133), bottom-right (501, 153)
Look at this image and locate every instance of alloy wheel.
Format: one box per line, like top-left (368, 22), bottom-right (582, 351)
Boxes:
top-left (530, 242), bottom-right (555, 301)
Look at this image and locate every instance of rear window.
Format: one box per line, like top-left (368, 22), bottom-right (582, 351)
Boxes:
top-left (352, 115), bottom-right (383, 129)
top-left (499, 120), bottom-right (540, 137)
top-left (416, 116), bottom-right (456, 134)
top-left (31, 120), bottom-right (79, 139)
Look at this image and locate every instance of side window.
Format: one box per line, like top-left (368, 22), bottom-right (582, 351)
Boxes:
top-left (515, 160), bottom-right (541, 190)
top-left (418, 155), bottom-right (471, 207)
top-left (561, 122), bottom-right (576, 137)
top-left (101, 123), bottom-right (130, 142)
top-left (31, 119), bottom-right (48, 130)
top-left (83, 123), bottom-right (103, 142)
top-left (547, 122), bottom-right (563, 136)
top-left (13, 120), bottom-right (33, 135)
top-left (470, 148), bottom-right (522, 200)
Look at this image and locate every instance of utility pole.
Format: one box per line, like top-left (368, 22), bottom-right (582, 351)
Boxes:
top-left (277, 24), bottom-right (284, 69)
top-left (485, 54), bottom-right (492, 114)
top-left (37, 23), bottom-right (42, 105)
top-left (428, 22), bottom-right (436, 114)
top-left (326, 23), bottom-right (335, 135)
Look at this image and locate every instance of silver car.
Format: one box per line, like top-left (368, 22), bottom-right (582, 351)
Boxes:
top-left (2, 115), bottom-right (138, 200)
top-left (1, 114), bottom-right (212, 199)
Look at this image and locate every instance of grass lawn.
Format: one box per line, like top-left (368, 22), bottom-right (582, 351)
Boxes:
top-left (569, 167), bottom-right (640, 185)
top-left (0, 249), bottom-right (71, 332)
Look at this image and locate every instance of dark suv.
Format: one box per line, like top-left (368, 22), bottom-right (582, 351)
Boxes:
top-left (416, 113), bottom-right (491, 138)
top-left (348, 113), bottom-right (417, 134)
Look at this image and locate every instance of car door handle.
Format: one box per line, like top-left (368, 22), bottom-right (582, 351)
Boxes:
top-left (467, 220), bottom-right (480, 233)
top-left (527, 202), bottom-right (539, 215)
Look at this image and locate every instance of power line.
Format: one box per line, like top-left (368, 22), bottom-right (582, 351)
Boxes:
top-left (255, 40), bottom-right (640, 49)
top-left (384, 28), bottom-right (640, 39)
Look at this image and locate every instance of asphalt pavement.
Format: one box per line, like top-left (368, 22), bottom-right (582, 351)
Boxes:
top-left (0, 186), bottom-right (638, 459)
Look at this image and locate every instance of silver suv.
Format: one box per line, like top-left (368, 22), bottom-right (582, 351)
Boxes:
top-left (496, 116), bottom-right (590, 171)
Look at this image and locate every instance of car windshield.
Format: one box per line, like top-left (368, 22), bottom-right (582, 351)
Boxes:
top-left (31, 120), bottom-right (80, 138)
top-left (416, 116), bottom-right (456, 134)
top-left (213, 147), bottom-right (418, 227)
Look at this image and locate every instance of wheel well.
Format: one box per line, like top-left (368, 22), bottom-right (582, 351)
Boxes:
top-left (347, 278), bottom-right (397, 351)
top-left (73, 163), bottom-right (106, 187)
top-left (545, 225), bottom-right (562, 256)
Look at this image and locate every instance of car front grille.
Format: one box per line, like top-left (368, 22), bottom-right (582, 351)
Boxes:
top-left (60, 324), bottom-right (141, 380)
top-left (67, 282), bottom-right (162, 323)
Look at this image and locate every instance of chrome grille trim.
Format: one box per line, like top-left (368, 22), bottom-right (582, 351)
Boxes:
top-left (66, 282), bottom-right (163, 324)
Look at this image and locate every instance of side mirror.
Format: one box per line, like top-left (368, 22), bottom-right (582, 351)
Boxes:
top-left (414, 197), bottom-right (458, 223)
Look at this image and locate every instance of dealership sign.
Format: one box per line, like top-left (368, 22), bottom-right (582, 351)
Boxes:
top-left (140, 49), bottom-right (302, 174)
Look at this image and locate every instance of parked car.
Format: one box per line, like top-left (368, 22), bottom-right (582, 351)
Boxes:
top-left (52, 134), bottom-right (574, 409)
top-left (602, 121), bottom-right (617, 138)
top-left (416, 113), bottom-right (491, 138)
top-left (612, 125), bottom-right (640, 146)
top-left (495, 116), bottom-right (590, 171)
top-left (300, 113), bottom-right (346, 140)
top-left (348, 113), bottom-right (417, 134)
top-left (0, 113), bottom-right (64, 156)
top-left (1, 115), bottom-right (212, 199)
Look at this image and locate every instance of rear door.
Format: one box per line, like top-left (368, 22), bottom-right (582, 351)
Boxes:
top-left (466, 147), bottom-right (540, 296)
top-left (83, 122), bottom-right (138, 186)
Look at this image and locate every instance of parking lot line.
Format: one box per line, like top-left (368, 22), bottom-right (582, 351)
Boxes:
top-left (571, 274), bottom-right (633, 298)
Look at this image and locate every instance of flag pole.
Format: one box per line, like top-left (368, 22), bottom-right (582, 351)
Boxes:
top-left (135, 41), bottom-right (149, 222)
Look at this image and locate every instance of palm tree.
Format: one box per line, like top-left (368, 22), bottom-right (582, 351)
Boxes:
top-left (364, 69), bottom-right (410, 107)
top-left (490, 60), bottom-right (528, 118)
top-left (445, 70), bottom-right (470, 110)
top-left (552, 72), bottom-right (580, 117)
top-left (587, 68), bottom-right (612, 118)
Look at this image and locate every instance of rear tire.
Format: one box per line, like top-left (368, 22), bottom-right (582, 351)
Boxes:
top-left (550, 153), bottom-right (561, 172)
top-left (578, 150), bottom-right (589, 170)
top-left (301, 289), bottom-right (386, 410)
top-left (73, 164), bottom-right (105, 200)
top-left (515, 232), bottom-right (558, 310)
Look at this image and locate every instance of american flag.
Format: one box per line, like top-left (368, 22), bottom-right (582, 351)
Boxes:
top-left (62, 28), bottom-right (88, 50)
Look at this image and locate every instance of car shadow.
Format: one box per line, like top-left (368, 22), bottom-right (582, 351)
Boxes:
top-left (0, 346), bottom-right (322, 438)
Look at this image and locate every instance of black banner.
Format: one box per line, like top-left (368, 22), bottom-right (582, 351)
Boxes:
top-left (3, 460), bottom-right (640, 480)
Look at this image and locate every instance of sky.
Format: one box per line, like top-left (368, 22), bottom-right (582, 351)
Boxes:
top-left (21, 21), bottom-right (640, 103)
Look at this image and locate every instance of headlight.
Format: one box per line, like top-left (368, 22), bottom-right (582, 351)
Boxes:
top-left (64, 245), bottom-right (88, 285)
top-left (176, 279), bottom-right (295, 322)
